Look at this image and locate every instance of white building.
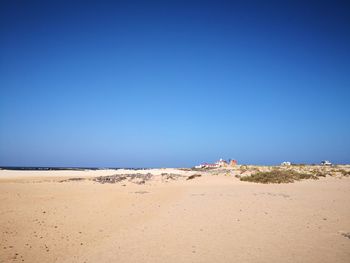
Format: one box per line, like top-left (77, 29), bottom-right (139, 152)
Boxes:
top-left (281, 161), bottom-right (291, 166)
top-left (195, 158), bottom-right (228, 169)
top-left (215, 158), bottom-right (228, 167)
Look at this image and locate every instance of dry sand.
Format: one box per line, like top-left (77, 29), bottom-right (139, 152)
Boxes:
top-left (1, 168), bottom-right (350, 262)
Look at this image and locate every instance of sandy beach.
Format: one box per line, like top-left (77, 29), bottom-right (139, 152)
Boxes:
top-left (2, 0), bottom-right (350, 262)
top-left (1, 168), bottom-right (350, 263)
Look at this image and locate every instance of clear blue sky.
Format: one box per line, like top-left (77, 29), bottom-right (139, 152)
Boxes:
top-left (1, 0), bottom-right (349, 167)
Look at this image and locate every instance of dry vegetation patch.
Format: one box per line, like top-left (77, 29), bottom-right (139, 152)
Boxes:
top-left (337, 169), bottom-right (350, 177)
top-left (187, 174), bottom-right (202, 180)
top-left (240, 169), bottom-right (318, 184)
top-left (93, 173), bottom-right (153, 184)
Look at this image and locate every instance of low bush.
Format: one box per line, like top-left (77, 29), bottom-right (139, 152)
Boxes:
top-left (240, 170), bottom-right (318, 184)
top-left (337, 169), bottom-right (350, 176)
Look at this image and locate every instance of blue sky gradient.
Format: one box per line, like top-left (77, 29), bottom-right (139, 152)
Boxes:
top-left (1, 0), bottom-right (350, 167)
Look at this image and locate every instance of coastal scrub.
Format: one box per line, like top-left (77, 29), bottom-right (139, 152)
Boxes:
top-left (240, 170), bottom-right (318, 184)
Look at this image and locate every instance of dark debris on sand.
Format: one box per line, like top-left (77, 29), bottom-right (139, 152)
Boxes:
top-left (59, 178), bottom-right (86, 182)
top-left (341, 232), bottom-right (350, 239)
top-left (187, 174), bottom-right (202, 180)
